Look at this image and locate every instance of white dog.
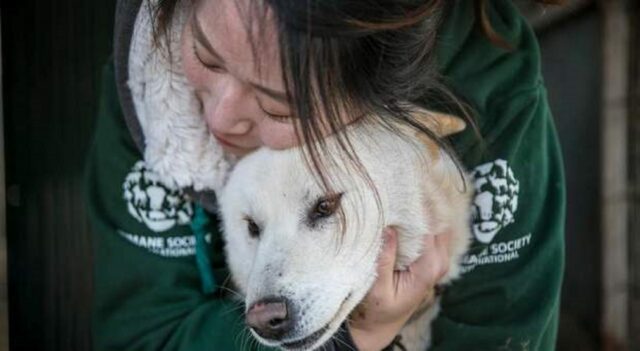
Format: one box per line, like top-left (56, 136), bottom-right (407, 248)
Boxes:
top-left (218, 109), bottom-right (472, 351)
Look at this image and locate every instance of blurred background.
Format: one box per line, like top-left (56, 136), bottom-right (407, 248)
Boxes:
top-left (0, 0), bottom-right (638, 350)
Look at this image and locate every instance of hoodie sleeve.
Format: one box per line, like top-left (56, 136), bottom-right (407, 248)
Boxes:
top-left (429, 1), bottom-right (565, 349)
top-left (431, 87), bottom-right (565, 351)
top-left (85, 61), bottom-right (269, 351)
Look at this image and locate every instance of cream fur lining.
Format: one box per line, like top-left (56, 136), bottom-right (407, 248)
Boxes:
top-left (127, 0), bottom-right (234, 192)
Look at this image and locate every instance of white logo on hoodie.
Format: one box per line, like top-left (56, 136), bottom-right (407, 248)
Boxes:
top-left (123, 160), bottom-right (193, 232)
top-left (461, 159), bottom-right (527, 273)
top-left (470, 159), bottom-right (519, 243)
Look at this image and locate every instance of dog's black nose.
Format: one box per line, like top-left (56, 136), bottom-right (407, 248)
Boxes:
top-left (246, 298), bottom-right (291, 340)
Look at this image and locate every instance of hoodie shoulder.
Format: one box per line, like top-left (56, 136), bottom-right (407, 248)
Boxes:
top-left (436, 0), bottom-right (543, 114)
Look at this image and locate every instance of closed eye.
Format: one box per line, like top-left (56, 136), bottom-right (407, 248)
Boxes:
top-left (256, 99), bottom-right (293, 123)
top-left (191, 13), bottom-right (227, 73)
top-left (192, 41), bottom-right (225, 73)
top-left (263, 110), bottom-right (292, 123)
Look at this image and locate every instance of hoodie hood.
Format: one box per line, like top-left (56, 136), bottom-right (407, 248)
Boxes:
top-left (114, 0), bottom-right (233, 211)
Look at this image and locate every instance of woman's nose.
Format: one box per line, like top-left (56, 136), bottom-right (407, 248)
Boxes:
top-left (203, 79), bottom-right (254, 135)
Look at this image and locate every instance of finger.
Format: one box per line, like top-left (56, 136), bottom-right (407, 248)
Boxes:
top-left (411, 234), bottom-right (437, 270)
top-left (374, 227), bottom-right (398, 290)
top-left (406, 233), bottom-right (449, 289)
top-left (432, 231), bottom-right (452, 280)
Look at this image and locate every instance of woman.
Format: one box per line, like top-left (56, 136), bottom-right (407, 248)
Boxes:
top-left (85, 0), bottom-right (565, 349)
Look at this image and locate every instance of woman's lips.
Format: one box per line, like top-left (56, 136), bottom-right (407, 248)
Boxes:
top-left (213, 133), bottom-right (240, 148)
top-left (212, 133), bottom-right (257, 156)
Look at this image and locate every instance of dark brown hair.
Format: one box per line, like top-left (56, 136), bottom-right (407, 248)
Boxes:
top-left (154, 0), bottom-right (453, 190)
top-left (152, 0), bottom-right (563, 192)
top-left (475, 0), bottom-right (567, 49)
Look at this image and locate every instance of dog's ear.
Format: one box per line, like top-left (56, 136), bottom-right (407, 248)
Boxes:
top-left (410, 108), bottom-right (466, 137)
top-left (399, 107), bottom-right (466, 160)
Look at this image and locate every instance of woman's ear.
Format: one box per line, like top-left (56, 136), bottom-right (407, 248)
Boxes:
top-left (410, 108), bottom-right (466, 137)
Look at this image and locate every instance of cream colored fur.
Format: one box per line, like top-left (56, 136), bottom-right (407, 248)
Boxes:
top-left (219, 114), bottom-right (472, 350)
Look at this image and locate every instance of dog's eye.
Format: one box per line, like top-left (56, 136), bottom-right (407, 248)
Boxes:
top-left (245, 217), bottom-right (260, 238)
top-left (310, 193), bottom-right (343, 222)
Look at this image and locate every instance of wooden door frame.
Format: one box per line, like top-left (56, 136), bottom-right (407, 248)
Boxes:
top-left (600, 0), bottom-right (632, 350)
top-left (628, 2), bottom-right (640, 350)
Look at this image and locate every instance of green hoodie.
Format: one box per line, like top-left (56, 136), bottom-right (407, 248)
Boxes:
top-left (85, 0), bottom-right (565, 350)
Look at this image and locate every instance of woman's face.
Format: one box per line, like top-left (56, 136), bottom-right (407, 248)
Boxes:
top-left (181, 0), bottom-right (297, 157)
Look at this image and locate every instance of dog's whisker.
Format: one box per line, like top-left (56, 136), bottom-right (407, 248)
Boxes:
top-left (220, 304), bottom-right (246, 317)
top-left (217, 285), bottom-right (245, 300)
top-left (331, 332), bottom-right (357, 351)
top-left (217, 284), bottom-right (244, 297)
top-left (240, 329), bottom-right (248, 350)
top-left (239, 327), bottom-right (252, 351)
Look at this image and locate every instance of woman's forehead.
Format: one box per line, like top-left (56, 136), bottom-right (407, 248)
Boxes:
top-left (193, 0), bottom-right (283, 89)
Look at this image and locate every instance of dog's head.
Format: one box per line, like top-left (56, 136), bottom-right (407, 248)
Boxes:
top-left (219, 145), bottom-right (384, 350)
top-left (218, 110), bottom-right (467, 350)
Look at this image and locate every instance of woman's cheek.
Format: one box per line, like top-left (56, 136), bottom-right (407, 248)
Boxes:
top-left (258, 122), bottom-right (300, 150)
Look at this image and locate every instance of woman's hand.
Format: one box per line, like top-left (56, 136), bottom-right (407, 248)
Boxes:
top-left (348, 228), bottom-right (451, 351)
